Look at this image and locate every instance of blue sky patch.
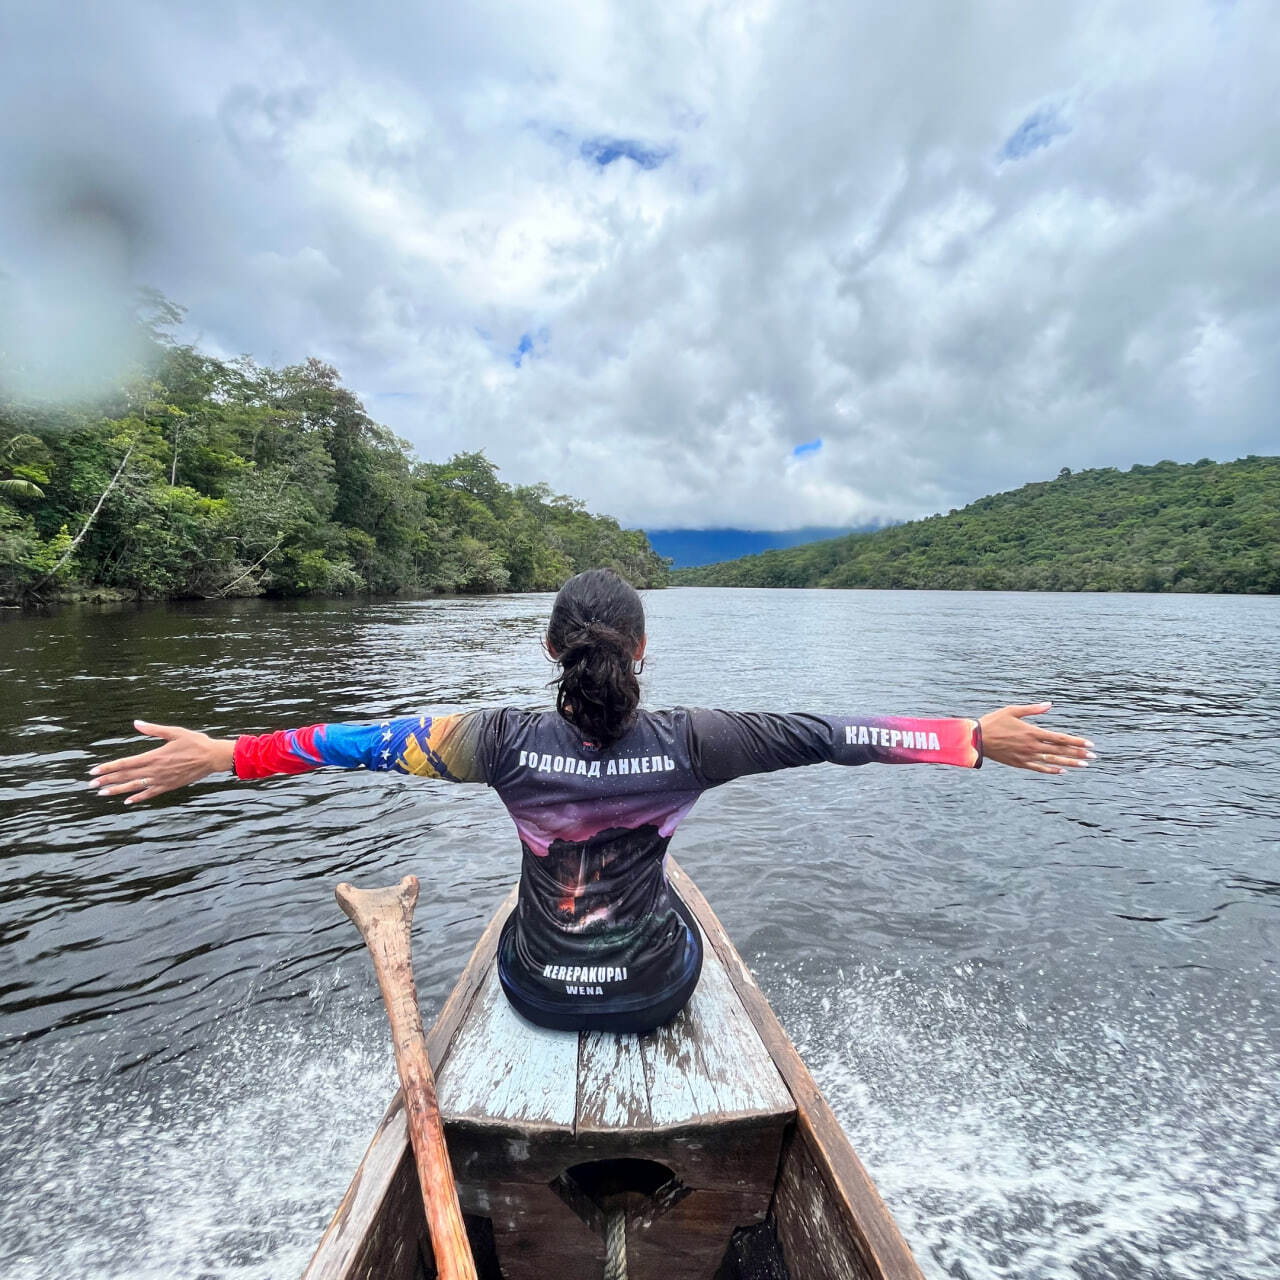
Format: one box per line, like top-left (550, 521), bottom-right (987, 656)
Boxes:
top-left (1000, 106), bottom-right (1070, 161)
top-left (510, 327), bottom-right (549, 368)
top-left (792, 438), bottom-right (823, 459)
top-left (581, 137), bottom-right (671, 170)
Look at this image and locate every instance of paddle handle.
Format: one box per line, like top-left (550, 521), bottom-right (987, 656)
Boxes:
top-left (336, 876), bottom-right (477, 1280)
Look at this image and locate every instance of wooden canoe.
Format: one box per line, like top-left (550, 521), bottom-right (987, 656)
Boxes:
top-left (302, 860), bottom-right (925, 1280)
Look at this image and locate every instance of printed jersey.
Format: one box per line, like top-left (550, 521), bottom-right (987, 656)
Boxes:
top-left (234, 707), bottom-right (982, 1030)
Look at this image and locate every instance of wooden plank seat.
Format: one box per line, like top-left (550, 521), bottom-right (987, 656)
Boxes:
top-left (433, 903), bottom-right (796, 1280)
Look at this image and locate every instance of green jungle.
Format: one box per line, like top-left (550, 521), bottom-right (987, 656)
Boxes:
top-left (6, 294), bottom-right (1276, 603)
top-left (674, 457), bottom-right (1280, 593)
top-left (0, 296), bottom-right (668, 603)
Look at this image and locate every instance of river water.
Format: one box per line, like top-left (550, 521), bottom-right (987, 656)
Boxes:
top-left (1, 588), bottom-right (1277, 1280)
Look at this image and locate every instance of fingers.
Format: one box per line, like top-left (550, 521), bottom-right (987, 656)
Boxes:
top-left (90, 743), bottom-right (171, 797)
top-left (1038, 751), bottom-right (1087, 769)
top-left (981, 703), bottom-right (1098, 775)
top-left (1007, 701), bottom-right (1053, 718)
top-left (90, 723), bottom-right (230, 805)
top-left (90, 747), bottom-right (164, 779)
top-left (93, 775), bottom-right (154, 798)
top-left (133, 720), bottom-right (185, 741)
top-left (1036, 732), bottom-right (1097, 762)
top-left (89, 721), bottom-right (191, 792)
top-left (91, 767), bottom-right (179, 804)
top-left (90, 721), bottom-right (184, 779)
top-left (1025, 743), bottom-right (1096, 771)
top-left (123, 783), bottom-right (169, 805)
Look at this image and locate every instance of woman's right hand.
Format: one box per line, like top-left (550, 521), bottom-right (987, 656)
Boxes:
top-left (90, 720), bottom-right (237, 804)
top-left (978, 703), bottom-right (1095, 774)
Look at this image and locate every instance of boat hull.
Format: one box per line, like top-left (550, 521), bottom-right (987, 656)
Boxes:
top-left (302, 862), bottom-right (923, 1280)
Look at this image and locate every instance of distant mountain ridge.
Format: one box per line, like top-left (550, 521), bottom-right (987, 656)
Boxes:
top-left (644, 526), bottom-right (878, 568)
top-left (672, 457), bottom-right (1280, 594)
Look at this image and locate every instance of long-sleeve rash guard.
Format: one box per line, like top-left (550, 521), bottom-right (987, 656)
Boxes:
top-left (235, 707), bottom-right (982, 1031)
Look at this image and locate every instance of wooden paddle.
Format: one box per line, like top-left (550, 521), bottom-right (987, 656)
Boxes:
top-left (336, 875), bottom-right (478, 1280)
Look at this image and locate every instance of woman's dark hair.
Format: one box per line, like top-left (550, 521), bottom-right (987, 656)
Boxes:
top-left (547, 569), bottom-right (645, 747)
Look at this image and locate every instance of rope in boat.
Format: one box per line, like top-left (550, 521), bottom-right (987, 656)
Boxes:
top-left (602, 1206), bottom-right (628, 1280)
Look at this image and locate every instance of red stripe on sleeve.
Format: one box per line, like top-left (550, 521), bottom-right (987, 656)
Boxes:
top-left (233, 726), bottom-right (326, 779)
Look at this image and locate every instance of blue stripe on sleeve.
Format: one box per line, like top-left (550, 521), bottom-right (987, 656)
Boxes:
top-left (309, 723), bottom-right (387, 769)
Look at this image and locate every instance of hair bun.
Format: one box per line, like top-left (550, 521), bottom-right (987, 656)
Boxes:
top-left (546, 569), bottom-right (646, 747)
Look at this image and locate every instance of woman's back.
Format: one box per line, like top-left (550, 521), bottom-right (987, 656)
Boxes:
top-left (90, 568), bottom-right (1094, 1033)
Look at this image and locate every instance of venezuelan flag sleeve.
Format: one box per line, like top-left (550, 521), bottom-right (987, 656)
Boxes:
top-left (687, 709), bottom-right (982, 784)
top-left (232, 711), bottom-right (492, 783)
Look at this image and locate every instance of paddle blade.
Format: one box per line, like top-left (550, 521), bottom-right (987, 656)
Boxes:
top-left (336, 874), bottom-right (420, 943)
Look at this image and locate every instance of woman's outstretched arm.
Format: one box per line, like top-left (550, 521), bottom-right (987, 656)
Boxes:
top-left (688, 701), bottom-right (1093, 783)
top-left (91, 713), bottom-right (494, 804)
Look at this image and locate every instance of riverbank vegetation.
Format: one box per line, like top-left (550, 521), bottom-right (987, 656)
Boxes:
top-left (0, 297), bottom-right (667, 603)
top-left (674, 457), bottom-right (1280, 593)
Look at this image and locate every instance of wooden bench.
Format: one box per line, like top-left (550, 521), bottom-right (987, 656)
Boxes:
top-left (435, 907), bottom-right (796, 1280)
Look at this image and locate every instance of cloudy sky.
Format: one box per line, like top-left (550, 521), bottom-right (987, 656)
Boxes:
top-left (2, 1), bottom-right (1277, 530)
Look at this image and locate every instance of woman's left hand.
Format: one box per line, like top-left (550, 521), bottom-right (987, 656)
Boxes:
top-left (979, 703), bottom-right (1095, 774)
top-left (89, 720), bottom-right (237, 804)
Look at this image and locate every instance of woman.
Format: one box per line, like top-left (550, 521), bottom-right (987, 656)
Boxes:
top-left (91, 569), bottom-right (1094, 1033)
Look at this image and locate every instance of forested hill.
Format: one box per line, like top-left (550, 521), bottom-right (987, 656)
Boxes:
top-left (0, 298), bottom-right (667, 603)
top-left (674, 458), bottom-right (1280, 593)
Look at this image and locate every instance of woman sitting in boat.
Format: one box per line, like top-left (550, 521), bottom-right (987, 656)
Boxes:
top-left (91, 568), bottom-right (1093, 1033)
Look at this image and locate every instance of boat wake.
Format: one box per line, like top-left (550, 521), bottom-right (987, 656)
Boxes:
top-left (0, 999), bottom-right (395, 1280)
top-left (765, 956), bottom-right (1280, 1280)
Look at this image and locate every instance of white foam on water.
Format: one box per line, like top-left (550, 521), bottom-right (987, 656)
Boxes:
top-left (768, 960), bottom-right (1280, 1280)
top-left (1, 1004), bottom-right (396, 1280)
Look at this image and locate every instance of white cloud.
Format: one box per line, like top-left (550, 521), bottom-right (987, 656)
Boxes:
top-left (2, 0), bottom-right (1277, 528)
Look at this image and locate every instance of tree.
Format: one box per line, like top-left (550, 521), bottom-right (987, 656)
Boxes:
top-left (1, 294), bottom-right (669, 602)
